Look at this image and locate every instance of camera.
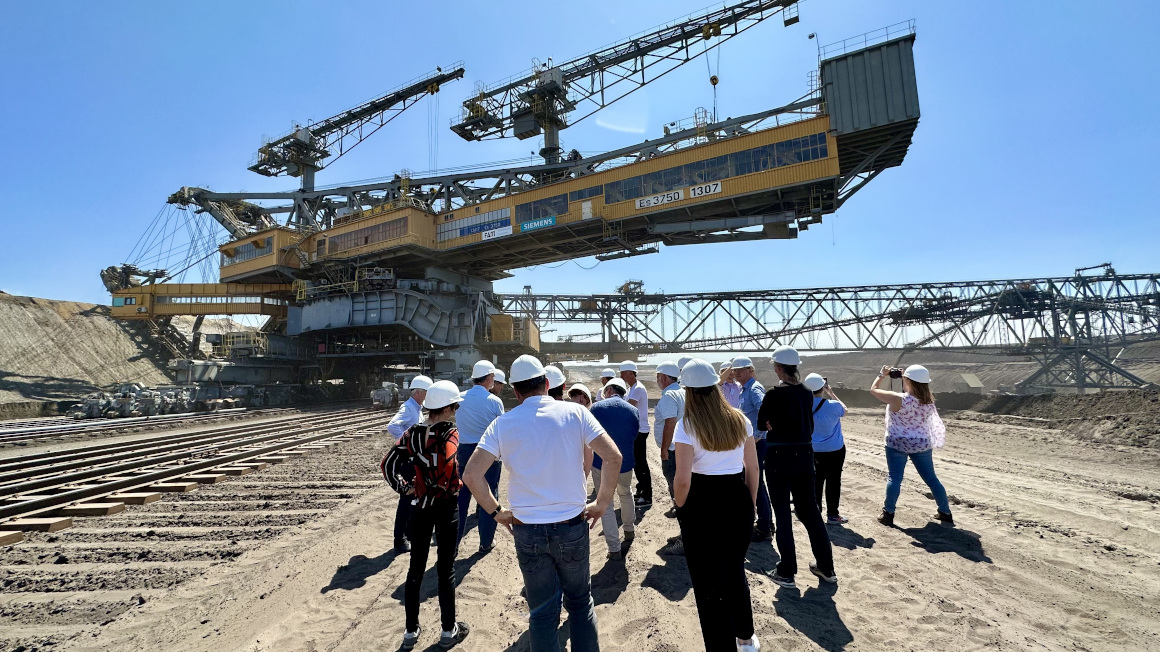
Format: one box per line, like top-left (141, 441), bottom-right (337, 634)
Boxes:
top-left (887, 367), bottom-right (904, 379)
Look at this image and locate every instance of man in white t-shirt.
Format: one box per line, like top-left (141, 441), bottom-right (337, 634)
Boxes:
top-left (462, 354), bottom-right (622, 652)
top-left (620, 360), bottom-right (652, 506)
top-left (653, 360), bottom-right (685, 518)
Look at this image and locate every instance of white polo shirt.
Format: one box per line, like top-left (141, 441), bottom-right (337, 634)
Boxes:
top-left (626, 381), bottom-right (650, 433)
top-left (673, 415), bottom-right (754, 475)
top-left (478, 395), bottom-right (606, 524)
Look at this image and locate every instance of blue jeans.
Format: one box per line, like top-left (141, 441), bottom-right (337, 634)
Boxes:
top-left (884, 446), bottom-right (951, 514)
top-left (754, 438), bottom-right (773, 534)
top-left (513, 519), bottom-right (599, 652)
top-left (457, 442), bottom-right (501, 548)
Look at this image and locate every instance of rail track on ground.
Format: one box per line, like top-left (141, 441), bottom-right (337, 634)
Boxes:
top-left (0, 407), bottom-right (301, 447)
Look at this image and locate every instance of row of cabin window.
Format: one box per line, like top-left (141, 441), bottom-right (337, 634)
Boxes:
top-left (510, 132), bottom-right (829, 220)
top-left (220, 237), bottom-right (273, 267)
top-left (154, 296), bottom-right (286, 305)
top-left (327, 217), bottom-right (408, 254)
top-left (437, 206), bottom-right (511, 235)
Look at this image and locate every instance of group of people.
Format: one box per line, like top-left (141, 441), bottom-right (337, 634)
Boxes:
top-left (380, 349), bottom-right (952, 651)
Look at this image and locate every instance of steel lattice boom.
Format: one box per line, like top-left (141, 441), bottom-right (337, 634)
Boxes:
top-left (500, 269), bottom-right (1160, 391)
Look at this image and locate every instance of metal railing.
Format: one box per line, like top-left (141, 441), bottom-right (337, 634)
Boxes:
top-left (819, 20), bottom-right (916, 60)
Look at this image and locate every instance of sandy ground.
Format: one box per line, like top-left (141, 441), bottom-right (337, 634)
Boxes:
top-left (27, 405), bottom-right (1156, 652)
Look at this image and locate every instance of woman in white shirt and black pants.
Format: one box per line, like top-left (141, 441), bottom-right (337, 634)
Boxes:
top-left (673, 359), bottom-right (762, 652)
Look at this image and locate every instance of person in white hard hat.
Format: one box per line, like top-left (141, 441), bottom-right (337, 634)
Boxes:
top-left (455, 361), bottom-right (506, 554)
top-left (653, 360), bottom-right (684, 518)
top-left (462, 354), bottom-right (623, 652)
top-left (757, 345), bottom-right (836, 588)
top-left (594, 368), bottom-right (616, 404)
top-left (384, 374), bottom-right (433, 552)
top-left (490, 369), bottom-right (507, 398)
top-left (382, 380), bottom-right (470, 650)
top-left (545, 365), bottom-right (567, 400)
top-left (870, 364), bottom-right (952, 526)
top-left (619, 360), bottom-right (653, 506)
top-left (568, 383), bottom-right (593, 408)
top-left (672, 359), bottom-right (761, 652)
top-left (677, 356), bottom-right (693, 371)
top-left (803, 373), bottom-right (849, 524)
top-left (588, 376), bottom-right (638, 559)
top-left (719, 362), bottom-right (741, 408)
top-left (732, 356), bottom-right (773, 541)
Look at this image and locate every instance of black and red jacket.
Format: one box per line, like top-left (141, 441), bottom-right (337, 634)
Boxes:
top-left (381, 420), bottom-right (460, 509)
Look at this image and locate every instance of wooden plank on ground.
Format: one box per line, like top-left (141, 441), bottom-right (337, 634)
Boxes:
top-left (234, 462), bottom-right (268, 471)
top-left (147, 482), bottom-right (199, 493)
top-left (108, 492), bottom-right (161, 505)
top-left (253, 456), bottom-right (288, 464)
top-left (181, 474), bottom-right (227, 484)
top-left (59, 503), bottom-right (126, 517)
top-left (212, 467), bottom-right (254, 476)
top-left (0, 531), bottom-right (23, 546)
top-left (6, 517), bottom-right (72, 532)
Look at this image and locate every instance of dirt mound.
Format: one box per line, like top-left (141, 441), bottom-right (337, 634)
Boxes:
top-left (0, 294), bottom-right (171, 404)
top-left (967, 391), bottom-right (1160, 448)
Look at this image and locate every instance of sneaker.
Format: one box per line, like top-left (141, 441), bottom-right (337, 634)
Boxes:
top-left (750, 529), bottom-right (772, 543)
top-left (402, 626), bottom-right (421, 650)
top-left (478, 543), bottom-right (495, 554)
top-left (737, 633), bottom-right (762, 651)
top-left (768, 573), bottom-right (796, 589)
top-left (664, 506), bottom-right (679, 518)
top-left (439, 622), bottom-right (469, 649)
top-left (607, 550), bottom-right (623, 560)
top-left (809, 562), bottom-right (838, 584)
top-left (934, 511), bottom-right (954, 525)
top-left (877, 510), bottom-right (894, 527)
top-left (624, 529), bottom-right (635, 541)
top-left (394, 538), bottom-right (412, 553)
top-left (827, 515), bottom-right (849, 525)
top-left (634, 495), bottom-right (652, 507)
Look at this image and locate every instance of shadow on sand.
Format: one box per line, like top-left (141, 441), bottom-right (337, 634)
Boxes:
top-left (774, 582), bottom-right (853, 651)
top-left (901, 522), bottom-right (992, 563)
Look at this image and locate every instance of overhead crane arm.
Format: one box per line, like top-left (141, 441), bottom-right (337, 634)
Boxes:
top-left (450, 0), bottom-right (799, 162)
top-left (249, 63), bottom-right (466, 189)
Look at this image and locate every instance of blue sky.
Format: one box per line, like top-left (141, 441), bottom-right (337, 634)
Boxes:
top-left (1, 0), bottom-right (1157, 305)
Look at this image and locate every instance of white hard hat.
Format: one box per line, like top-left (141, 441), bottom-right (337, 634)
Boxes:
top-left (731, 356), bottom-right (754, 369)
top-left (568, 383), bottom-right (592, 402)
top-left (422, 380), bottom-right (464, 410)
top-left (409, 375), bottom-right (433, 391)
top-left (493, 370), bottom-right (506, 384)
top-left (509, 354), bottom-right (546, 383)
top-left (619, 360), bottom-right (638, 372)
top-left (803, 373), bottom-right (826, 392)
top-left (603, 377), bottom-right (628, 395)
top-left (680, 358), bottom-right (719, 388)
top-left (677, 356), bottom-right (693, 370)
top-left (903, 364), bottom-right (931, 384)
top-left (772, 345), bottom-right (801, 366)
top-left (471, 360), bottom-right (496, 379)
top-left (600, 368), bottom-right (616, 379)
top-left (544, 365), bottom-right (567, 389)
top-left (719, 361), bottom-right (732, 372)
top-left (655, 361), bottom-right (680, 378)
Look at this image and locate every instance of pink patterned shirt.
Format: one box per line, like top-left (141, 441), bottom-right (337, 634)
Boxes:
top-left (885, 394), bottom-right (946, 453)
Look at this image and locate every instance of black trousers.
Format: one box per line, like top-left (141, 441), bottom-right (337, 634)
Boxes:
top-left (633, 432), bottom-right (652, 499)
top-left (678, 472), bottom-right (755, 651)
top-left (405, 497), bottom-right (460, 632)
top-left (394, 466), bottom-right (414, 543)
top-left (813, 446), bottom-right (846, 517)
top-left (766, 448), bottom-right (834, 578)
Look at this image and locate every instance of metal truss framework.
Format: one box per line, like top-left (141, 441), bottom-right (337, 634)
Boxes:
top-left (499, 271), bottom-right (1160, 392)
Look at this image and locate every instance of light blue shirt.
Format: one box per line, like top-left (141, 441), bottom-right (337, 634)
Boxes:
top-left (739, 377), bottom-right (767, 440)
top-left (387, 396), bottom-right (423, 439)
top-left (811, 397), bottom-right (846, 453)
top-left (653, 383), bottom-right (685, 450)
top-left (456, 384), bottom-right (505, 445)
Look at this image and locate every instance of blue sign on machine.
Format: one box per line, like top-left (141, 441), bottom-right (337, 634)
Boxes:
top-left (460, 218), bottom-right (511, 237)
top-left (520, 216), bottom-right (557, 232)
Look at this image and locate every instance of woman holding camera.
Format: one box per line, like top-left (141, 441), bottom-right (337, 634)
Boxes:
top-left (870, 365), bottom-right (951, 526)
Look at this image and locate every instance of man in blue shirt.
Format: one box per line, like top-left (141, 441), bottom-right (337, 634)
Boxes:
top-left (385, 374), bottom-right (432, 552)
top-left (803, 373), bottom-right (849, 524)
top-left (589, 378), bottom-right (639, 559)
top-left (456, 361), bottom-right (506, 553)
top-left (734, 357), bottom-right (773, 541)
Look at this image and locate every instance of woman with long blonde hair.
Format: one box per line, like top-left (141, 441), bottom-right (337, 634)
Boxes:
top-left (673, 359), bottom-right (761, 652)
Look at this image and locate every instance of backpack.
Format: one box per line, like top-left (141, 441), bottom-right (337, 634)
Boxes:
top-left (381, 421), bottom-right (460, 508)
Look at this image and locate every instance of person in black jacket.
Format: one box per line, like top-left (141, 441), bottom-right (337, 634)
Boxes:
top-left (756, 346), bottom-right (836, 589)
top-left (382, 380), bottom-right (471, 650)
